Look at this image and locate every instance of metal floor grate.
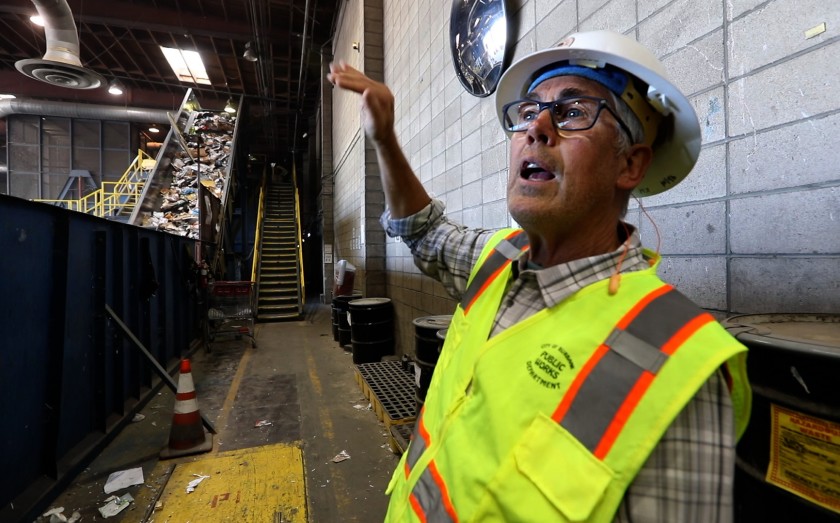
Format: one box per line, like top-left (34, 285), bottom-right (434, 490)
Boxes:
top-left (389, 421), bottom-right (415, 455)
top-left (355, 361), bottom-right (416, 427)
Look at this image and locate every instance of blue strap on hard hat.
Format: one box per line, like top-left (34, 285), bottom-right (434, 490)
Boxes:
top-left (527, 64), bottom-right (628, 96)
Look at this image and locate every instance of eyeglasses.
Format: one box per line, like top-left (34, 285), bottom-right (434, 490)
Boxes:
top-left (501, 96), bottom-right (633, 141)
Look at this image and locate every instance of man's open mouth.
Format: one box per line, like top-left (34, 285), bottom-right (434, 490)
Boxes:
top-left (520, 161), bottom-right (555, 181)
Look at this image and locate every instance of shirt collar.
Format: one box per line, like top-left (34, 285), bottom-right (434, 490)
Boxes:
top-left (514, 223), bottom-right (648, 308)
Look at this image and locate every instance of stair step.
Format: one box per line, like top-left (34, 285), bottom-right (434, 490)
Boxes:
top-left (258, 313), bottom-right (302, 322)
top-left (259, 291), bottom-right (298, 299)
top-left (260, 280), bottom-right (299, 288)
top-left (259, 278), bottom-right (298, 285)
top-left (259, 294), bottom-right (298, 302)
top-left (262, 239), bottom-right (296, 244)
top-left (259, 304), bottom-right (300, 313)
top-left (260, 268), bottom-right (298, 275)
top-left (260, 270), bottom-right (298, 277)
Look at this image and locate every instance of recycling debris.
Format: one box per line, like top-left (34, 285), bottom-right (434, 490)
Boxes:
top-left (331, 450), bottom-right (351, 463)
top-left (38, 507), bottom-right (81, 523)
top-left (98, 493), bottom-right (133, 518)
top-left (103, 466), bottom-right (145, 494)
top-left (186, 473), bottom-right (210, 493)
top-left (141, 111), bottom-right (236, 239)
top-left (255, 419), bottom-right (273, 427)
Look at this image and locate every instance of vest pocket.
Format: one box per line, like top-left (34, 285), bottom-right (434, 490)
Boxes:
top-left (513, 414), bottom-right (615, 521)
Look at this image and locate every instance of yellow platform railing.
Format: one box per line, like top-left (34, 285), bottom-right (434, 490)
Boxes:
top-left (34, 150), bottom-right (156, 218)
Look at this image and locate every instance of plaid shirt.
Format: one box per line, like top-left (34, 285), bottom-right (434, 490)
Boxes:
top-left (382, 199), bottom-right (735, 523)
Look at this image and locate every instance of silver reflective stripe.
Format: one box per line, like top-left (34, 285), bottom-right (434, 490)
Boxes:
top-left (411, 467), bottom-right (457, 523)
top-left (495, 239), bottom-right (523, 260)
top-left (560, 288), bottom-right (704, 453)
top-left (605, 328), bottom-right (668, 373)
top-left (461, 231), bottom-right (529, 311)
top-left (623, 288), bottom-right (700, 348)
top-left (562, 348), bottom-right (643, 451)
top-left (406, 428), bottom-right (426, 469)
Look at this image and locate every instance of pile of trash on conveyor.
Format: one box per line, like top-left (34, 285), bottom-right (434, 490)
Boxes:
top-left (142, 111), bottom-right (236, 239)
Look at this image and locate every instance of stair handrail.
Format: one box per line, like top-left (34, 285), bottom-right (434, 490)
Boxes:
top-left (251, 167), bottom-right (267, 284)
top-left (292, 162), bottom-right (305, 307)
top-left (100, 149), bottom-right (156, 217)
top-left (33, 149), bottom-right (156, 218)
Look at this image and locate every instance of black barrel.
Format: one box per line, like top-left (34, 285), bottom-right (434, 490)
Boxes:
top-left (413, 316), bottom-right (452, 414)
top-left (330, 300), bottom-right (340, 341)
top-left (333, 292), bottom-right (362, 348)
top-left (413, 315), bottom-right (452, 364)
top-left (349, 297), bottom-right (394, 364)
top-left (436, 327), bottom-right (448, 349)
top-left (723, 314), bottom-right (840, 521)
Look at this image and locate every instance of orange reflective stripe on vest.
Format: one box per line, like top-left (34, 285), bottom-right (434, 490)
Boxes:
top-left (460, 230), bottom-right (529, 314)
top-left (405, 413), bottom-right (459, 522)
top-left (551, 284), bottom-right (714, 459)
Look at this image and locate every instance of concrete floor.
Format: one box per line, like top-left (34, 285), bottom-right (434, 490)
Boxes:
top-left (40, 302), bottom-right (400, 522)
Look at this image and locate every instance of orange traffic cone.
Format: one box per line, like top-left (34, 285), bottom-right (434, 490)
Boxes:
top-left (160, 359), bottom-right (213, 459)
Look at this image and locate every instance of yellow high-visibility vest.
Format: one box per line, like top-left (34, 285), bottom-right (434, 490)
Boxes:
top-left (385, 228), bottom-right (751, 522)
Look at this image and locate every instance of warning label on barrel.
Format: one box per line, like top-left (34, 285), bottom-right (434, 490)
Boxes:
top-left (766, 404), bottom-right (840, 514)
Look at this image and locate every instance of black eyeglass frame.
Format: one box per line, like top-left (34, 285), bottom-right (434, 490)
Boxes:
top-left (501, 95), bottom-right (634, 142)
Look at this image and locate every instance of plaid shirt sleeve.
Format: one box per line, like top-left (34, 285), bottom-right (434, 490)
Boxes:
top-left (380, 199), bottom-right (496, 300)
top-left (615, 369), bottom-right (735, 523)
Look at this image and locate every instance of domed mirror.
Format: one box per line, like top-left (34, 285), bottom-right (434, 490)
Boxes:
top-left (449, 0), bottom-right (509, 97)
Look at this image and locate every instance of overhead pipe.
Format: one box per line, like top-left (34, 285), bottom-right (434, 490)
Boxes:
top-left (15, 0), bottom-right (106, 89)
top-left (292, 0), bottom-right (314, 154)
top-left (0, 98), bottom-right (170, 123)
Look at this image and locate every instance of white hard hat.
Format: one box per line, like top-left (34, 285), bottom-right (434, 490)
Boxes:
top-left (495, 30), bottom-right (701, 196)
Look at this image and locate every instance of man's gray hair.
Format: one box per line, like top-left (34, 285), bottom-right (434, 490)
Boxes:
top-left (608, 91), bottom-right (645, 152)
top-left (608, 92), bottom-right (646, 216)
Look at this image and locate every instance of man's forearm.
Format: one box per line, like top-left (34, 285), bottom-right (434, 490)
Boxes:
top-left (374, 132), bottom-right (431, 218)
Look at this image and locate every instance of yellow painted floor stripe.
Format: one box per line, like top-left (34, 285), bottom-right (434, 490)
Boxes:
top-left (304, 350), bottom-right (353, 514)
top-left (211, 342), bottom-right (253, 453)
top-left (151, 443), bottom-right (306, 522)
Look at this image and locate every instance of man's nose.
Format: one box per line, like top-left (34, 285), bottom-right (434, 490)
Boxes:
top-left (525, 107), bottom-right (557, 145)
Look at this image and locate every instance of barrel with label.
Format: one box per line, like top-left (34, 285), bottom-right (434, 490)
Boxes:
top-left (333, 292), bottom-right (362, 348)
top-left (348, 297), bottom-right (394, 364)
top-left (413, 315), bottom-right (452, 414)
top-left (723, 313), bottom-right (840, 521)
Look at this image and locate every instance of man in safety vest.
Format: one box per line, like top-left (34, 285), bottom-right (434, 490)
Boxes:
top-left (328, 30), bottom-right (751, 522)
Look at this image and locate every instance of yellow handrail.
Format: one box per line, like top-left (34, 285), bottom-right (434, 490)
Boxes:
top-left (292, 162), bottom-right (305, 304)
top-left (250, 168), bottom-right (267, 283)
top-left (33, 149), bottom-right (156, 218)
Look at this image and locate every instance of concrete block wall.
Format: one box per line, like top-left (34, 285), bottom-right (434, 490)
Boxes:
top-left (329, 0), bottom-right (840, 356)
top-left (330, 0), bottom-right (391, 298)
top-left (320, 54), bottom-right (336, 303)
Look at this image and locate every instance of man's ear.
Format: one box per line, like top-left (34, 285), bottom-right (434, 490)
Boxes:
top-left (616, 144), bottom-right (653, 191)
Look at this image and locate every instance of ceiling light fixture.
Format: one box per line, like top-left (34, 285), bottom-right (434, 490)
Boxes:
top-left (0, 94), bottom-right (16, 100)
top-left (30, 15), bottom-right (44, 26)
top-left (108, 79), bottom-right (124, 95)
top-left (224, 98), bottom-right (236, 114)
top-left (149, 126), bottom-right (160, 133)
top-left (243, 42), bottom-right (258, 62)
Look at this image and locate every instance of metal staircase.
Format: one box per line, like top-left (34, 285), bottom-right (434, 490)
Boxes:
top-left (32, 150), bottom-right (156, 220)
top-left (257, 182), bottom-right (303, 321)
